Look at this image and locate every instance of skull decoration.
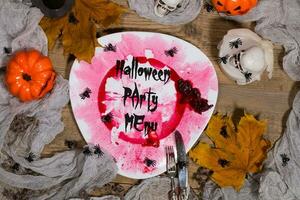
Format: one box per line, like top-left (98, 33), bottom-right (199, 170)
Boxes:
top-left (154, 0), bottom-right (183, 17)
top-left (218, 29), bottom-right (273, 85)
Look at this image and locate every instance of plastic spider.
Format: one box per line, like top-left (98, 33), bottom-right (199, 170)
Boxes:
top-left (243, 71), bottom-right (252, 82)
top-left (165, 47), bottom-right (178, 57)
top-left (82, 146), bottom-right (92, 156)
top-left (280, 154), bottom-right (290, 167)
top-left (218, 159), bottom-right (230, 168)
top-left (11, 163), bottom-right (20, 171)
top-left (204, 3), bottom-right (214, 12)
top-left (25, 152), bottom-right (35, 162)
top-left (144, 157), bottom-right (156, 167)
top-left (79, 88), bottom-right (92, 100)
top-left (93, 144), bottom-right (104, 157)
top-left (178, 161), bottom-right (187, 169)
top-left (3, 47), bottom-right (12, 54)
top-left (104, 43), bottom-right (117, 52)
top-left (68, 12), bottom-right (79, 24)
top-left (64, 140), bottom-right (77, 149)
top-left (229, 38), bottom-right (242, 49)
top-left (101, 112), bottom-right (113, 123)
top-left (220, 126), bottom-right (228, 138)
top-left (217, 55), bottom-right (229, 64)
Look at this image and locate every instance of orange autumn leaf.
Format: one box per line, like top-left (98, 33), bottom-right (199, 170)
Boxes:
top-left (39, 0), bottom-right (126, 62)
top-left (189, 114), bottom-right (271, 191)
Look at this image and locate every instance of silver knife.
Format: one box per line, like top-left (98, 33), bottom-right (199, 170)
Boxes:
top-left (174, 130), bottom-right (188, 200)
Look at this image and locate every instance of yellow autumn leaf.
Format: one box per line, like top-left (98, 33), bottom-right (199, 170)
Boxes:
top-left (40, 0), bottom-right (126, 62)
top-left (189, 114), bottom-right (271, 191)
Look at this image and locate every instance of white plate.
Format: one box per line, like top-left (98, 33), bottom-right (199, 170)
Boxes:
top-left (69, 32), bottom-right (218, 179)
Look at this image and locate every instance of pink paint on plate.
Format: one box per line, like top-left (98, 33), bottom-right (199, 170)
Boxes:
top-left (69, 32), bottom-right (218, 179)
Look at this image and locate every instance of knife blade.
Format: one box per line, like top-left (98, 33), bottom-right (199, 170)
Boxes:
top-left (174, 130), bottom-right (188, 200)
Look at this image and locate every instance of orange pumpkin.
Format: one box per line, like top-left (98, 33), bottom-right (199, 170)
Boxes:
top-left (212, 0), bottom-right (257, 15)
top-left (5, 49), bottom-right (56, 102)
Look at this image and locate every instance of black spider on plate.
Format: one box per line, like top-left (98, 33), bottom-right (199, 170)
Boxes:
top-left (93, 144), bottom-right (104, 157)
top-left (101, 112), bottom-right (113, 123)
top-left (144, 157), bottom-right (156, 167)
top-left (104, 43), bottom-right (117, 52)
top-left (165, 47), bottom-right (178, 57)
top-left (79, 88), bottom-right (92, 100)
top-left (229, 38), bottom-right (242, 49)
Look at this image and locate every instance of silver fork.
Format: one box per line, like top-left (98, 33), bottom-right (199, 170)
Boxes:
top-left (166, 145), bottom-right (177, 200)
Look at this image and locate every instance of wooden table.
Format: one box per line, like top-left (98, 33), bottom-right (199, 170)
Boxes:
top-left (43, 0), bottom-right (300, 197)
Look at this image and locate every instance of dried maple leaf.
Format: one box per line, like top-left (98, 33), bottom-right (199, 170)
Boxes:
top-left (189, 114), bottom-right (271, 191)
top-left (39, 0), bottom-right (126, 62)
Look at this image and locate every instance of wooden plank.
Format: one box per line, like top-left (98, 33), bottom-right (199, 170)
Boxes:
top-left (89, 183), bottom-right (133, 198)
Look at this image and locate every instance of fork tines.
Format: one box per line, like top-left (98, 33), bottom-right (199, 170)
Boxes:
top-left (166, 145), bottom-right (177, 200)
top-left (166, 146), bottom-right (176, 173)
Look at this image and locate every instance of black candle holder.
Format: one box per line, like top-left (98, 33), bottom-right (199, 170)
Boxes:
top-left (31, 0), bottom-right (75, 18)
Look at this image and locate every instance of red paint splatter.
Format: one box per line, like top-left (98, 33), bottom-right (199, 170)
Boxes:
top-left (176, 78), bottom-right (213, 114)
top-left (143, 166), bottom-right (155, 173)
top-left (142, 130), bottom-right (160, 148)
top-left (71, 32), bottom-right (218, 178)
top-left (98, 57), bottom-right (186, 144)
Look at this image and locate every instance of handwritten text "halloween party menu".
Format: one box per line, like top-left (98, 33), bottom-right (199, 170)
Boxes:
top-left (115, 57), bottom-right (171, 135)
